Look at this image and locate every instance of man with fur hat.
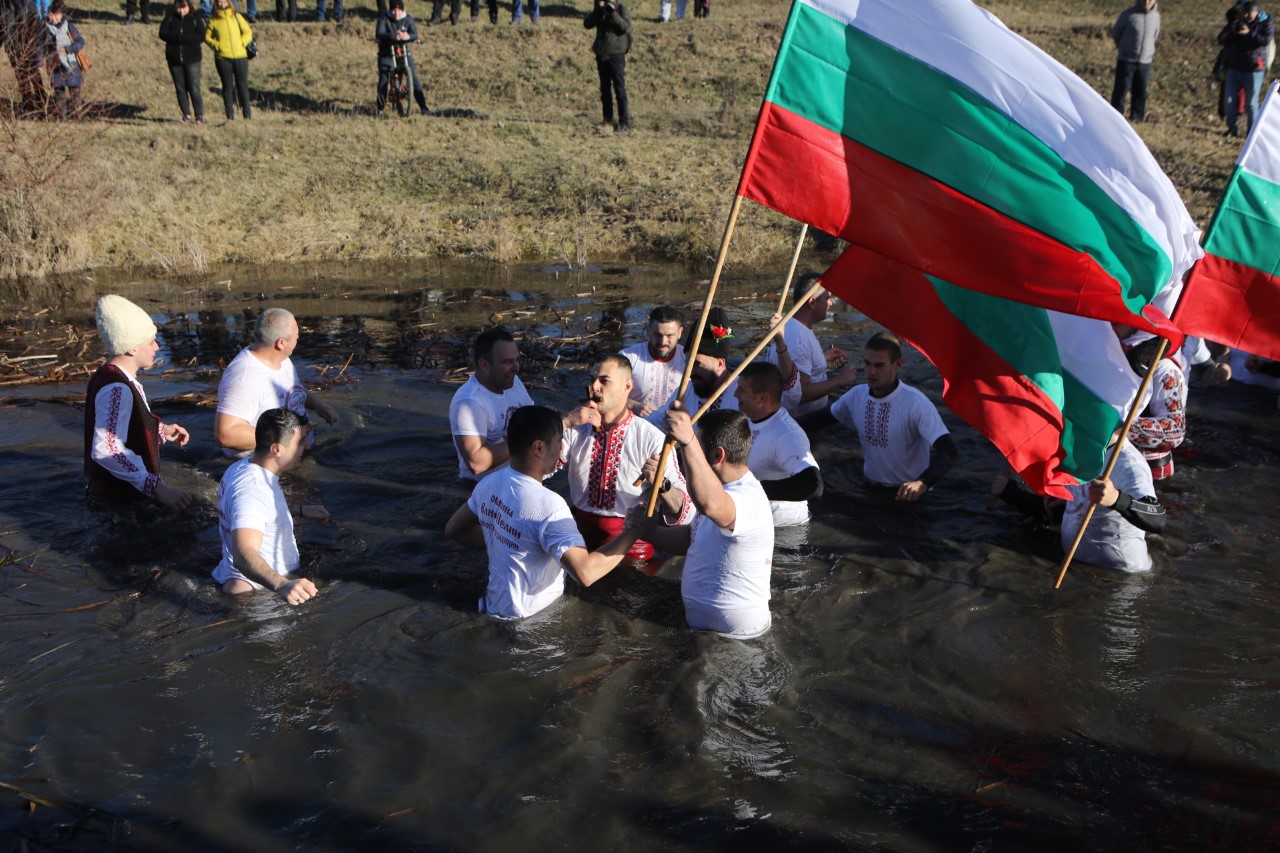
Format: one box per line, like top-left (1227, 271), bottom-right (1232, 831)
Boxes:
top-left (85, 295), bottom-right (194, 509)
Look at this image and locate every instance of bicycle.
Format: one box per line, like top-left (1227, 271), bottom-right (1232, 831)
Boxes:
top-left (388, 41), bottom-right (413, 116)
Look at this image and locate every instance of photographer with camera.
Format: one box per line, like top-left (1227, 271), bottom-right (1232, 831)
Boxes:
top-left (376, 0), bottom-right (429, 115)
top-left (1219, 1), bottom-right (1274, 137)
top-left (584, 0), bottom-right (631, 132)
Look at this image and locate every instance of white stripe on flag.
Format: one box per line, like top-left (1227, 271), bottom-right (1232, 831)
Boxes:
top-left (797, 0), bottom-right (1201, 292)
top-left (1047, 311), bottom-right (1141, 418)
top-left (1239, 81), bottom-right (1280, 183)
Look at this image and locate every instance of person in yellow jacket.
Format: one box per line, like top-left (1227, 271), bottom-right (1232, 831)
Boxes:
top-left (205, 0), bottom-right (253, 120)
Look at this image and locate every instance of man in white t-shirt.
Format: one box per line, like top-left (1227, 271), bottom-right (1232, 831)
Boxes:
top-left (445, 405), bottom-right (644, 619)
top-left (560, 355), bottom-right (692, 553)
top-left (782, 272), bottom-right (858, 416)
top-left (213, 408), bottom-right (330, 604)
top-left (450, 326), bottom-right (537, 481)
top-left (734, 362), bottom-right (822, 527)
top-left (815, 332), bottom-right (958, 501)
top-left (621, 305), bottom-right (686, 417)
top-left (215, 308), bottom-right (340, 456)
top-left (633, 406), bottom-right (775, 640)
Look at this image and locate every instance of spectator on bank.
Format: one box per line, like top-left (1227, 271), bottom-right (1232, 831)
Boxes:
top-left (315, 0), bottom-right (340, 22)
top-left (276, 0), bottom-right (296, 21)
top-left (159, 0), bottom-right (205, 123)
top-left (376, 0), bottom-right (429, 114)
top-left (126, 0), bottom-right (151, 23)
top-left (584, 0), bottom-right (631, 132)
top-left (39, 0), bottom-right (83, 119)
top-left (1110, 0), bottom-right (1159, 122)
top-left (205, 0), bottom-right (252, 121)
top-left (3, 0), bottom-right (49, 114)
top-left (1219, 0), bottom-right (1273, 137)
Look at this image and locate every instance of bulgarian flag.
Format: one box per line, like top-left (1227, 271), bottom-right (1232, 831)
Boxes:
top-left (824, 245), bottom-right (1141, 497)
top-left (1175, 81), bottom-right (1280, 362)
top-left (736, 0), bottom-right (1202, 337)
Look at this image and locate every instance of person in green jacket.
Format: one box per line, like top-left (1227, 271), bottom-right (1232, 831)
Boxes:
top-left (205, 0), bottom-right (252, 120)
top-left (584, 0), bottom-right (630, 131)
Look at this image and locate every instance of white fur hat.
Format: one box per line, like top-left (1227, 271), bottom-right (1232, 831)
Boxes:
top-left (95, 295), bottom-right (157, 356)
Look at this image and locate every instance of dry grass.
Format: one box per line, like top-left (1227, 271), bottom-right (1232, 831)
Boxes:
top-left (0, 0), bottom-right (1253, 279)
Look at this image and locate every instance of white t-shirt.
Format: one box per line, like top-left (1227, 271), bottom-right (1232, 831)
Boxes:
top-left (560, 410), bottom-right (693, 523)
top-left (467, 466), bottom-right (586, 619)
top-left (830, 381), bottom-right (949, 487)
top-left (747, 407), bottom-right (819, 527)
top-left (1230, 349), bottom-right (1280, 391)
top-left (785, 318), bottom-right (829, 416)
top-left (449, 374), bottom-right (535, 480)
top-left (763, 343), bottom-right (804, 415)
top-left (213, 457), bottom-right (299, 588)
top-left (682, 471), bottom-right (775, 639)
top-left (217, 347), bottom-right (308, 427)
top-left (622, 342), bottom-right (685, 413)
top-left (1060, 441), bottom-right (1155, 573)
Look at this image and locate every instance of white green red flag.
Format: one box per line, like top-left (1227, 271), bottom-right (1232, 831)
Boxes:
top-left (736, 0), bottom-right (1202, 337)
top-left (1175, 81), bottom-right (1280, 362)
top-left (824, 246), bottom-right (1140, 497)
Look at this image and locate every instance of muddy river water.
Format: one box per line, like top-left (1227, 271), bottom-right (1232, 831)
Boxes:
top-left (0, 262), bottom-right (1275, 850)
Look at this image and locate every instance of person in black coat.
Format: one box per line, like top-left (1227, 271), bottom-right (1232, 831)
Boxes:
top-left (159, 0), bottom-right (206, 122)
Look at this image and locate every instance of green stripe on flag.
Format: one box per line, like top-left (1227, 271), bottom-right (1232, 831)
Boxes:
top-left (931, 279), bottom-right (1121, 479)
top-left (1202, 169), bottom-right (1280, 277)
top-left (768, 3), bottom-right (1172, 314)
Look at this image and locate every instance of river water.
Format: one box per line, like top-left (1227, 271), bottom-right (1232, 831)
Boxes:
top-left (0, 262), bottom-right (1276, 850)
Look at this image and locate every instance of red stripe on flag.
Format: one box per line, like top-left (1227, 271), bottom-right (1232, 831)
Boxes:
top-left (738, 102), bottom-right (1171, 337)
top-left (823, 245), bottom-right (1078, 498)
top-left (1175, 253), bottom-right (1280, 362)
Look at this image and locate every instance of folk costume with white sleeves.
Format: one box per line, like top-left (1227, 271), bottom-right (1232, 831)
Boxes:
top-left (561, 408), bottom-right (693, 548)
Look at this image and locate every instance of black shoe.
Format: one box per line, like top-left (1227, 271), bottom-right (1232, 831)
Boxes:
top-left (471, 12), bottom-right (478, 20)
top-left (427, 15), bottom-right (444, 24)
top-left (125, 13), bottom-right (135, 22)
top-left (420, 106), bottom-right (431, 115)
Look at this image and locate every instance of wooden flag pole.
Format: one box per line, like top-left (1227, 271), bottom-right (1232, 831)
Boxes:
top-left (774, 224), bottom-right (809, 316)
top-left (645, 195), bottom-right (744, 517)
top-left (1053, 336), bottom-right (1170, 589)
top-left (687, 274), bottom-right (827, 425)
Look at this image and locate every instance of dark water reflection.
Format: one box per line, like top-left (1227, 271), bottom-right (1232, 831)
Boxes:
top-left (0, 261), bottom-right (1277, 849)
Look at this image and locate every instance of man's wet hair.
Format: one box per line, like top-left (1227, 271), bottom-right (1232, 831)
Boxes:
top-left (596, 353), bottom-right (632, 377)
top-left (255, 408), bottom-right (305, 454)
top-left (648, 305), bottom-right (682, 327)
top-left (474, 326), bottom-right (515, 366)
top-left (698, 409), bottom-right (752, 466)
top-left (507, 406), bottom-right (563, 456)
top-left (866, 331), bottom-right (903, 362)
top-left (792, 271), bottom-right (824, 305)
top-left (254, 308), bottom-right (296, 347)
top-left (739, 361), bottom-right (783, 402)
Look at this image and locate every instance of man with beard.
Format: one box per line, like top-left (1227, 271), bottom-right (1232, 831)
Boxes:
top-left (450, 326), bottom-right (536, 481)
top-left (559, 355), bottom-right (692, 556)
top-left (621, 305), bottom-right (684, 417)
top-left (215, 308), bottom-right (340, 456)
top-left (644, 307), bottom-right (739, 427)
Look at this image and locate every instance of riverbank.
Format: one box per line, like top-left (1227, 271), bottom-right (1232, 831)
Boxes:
top-left (0, 0), bottom-right (1249, 280)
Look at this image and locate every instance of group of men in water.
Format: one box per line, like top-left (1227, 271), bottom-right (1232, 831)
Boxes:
top-left (84, 279), bottom-right (1255, 637)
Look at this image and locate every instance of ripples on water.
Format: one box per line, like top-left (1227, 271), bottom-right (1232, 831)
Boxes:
top-left (0, 264), bottom-right (1276, 849)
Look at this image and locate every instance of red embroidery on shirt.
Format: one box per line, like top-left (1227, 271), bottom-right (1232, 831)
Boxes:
top-left (105, 385), bottom-right (141, 474)
top-left (865, 397), bottom-right (891, 448)
top-left (586, 411), bottom-right (630, 510)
